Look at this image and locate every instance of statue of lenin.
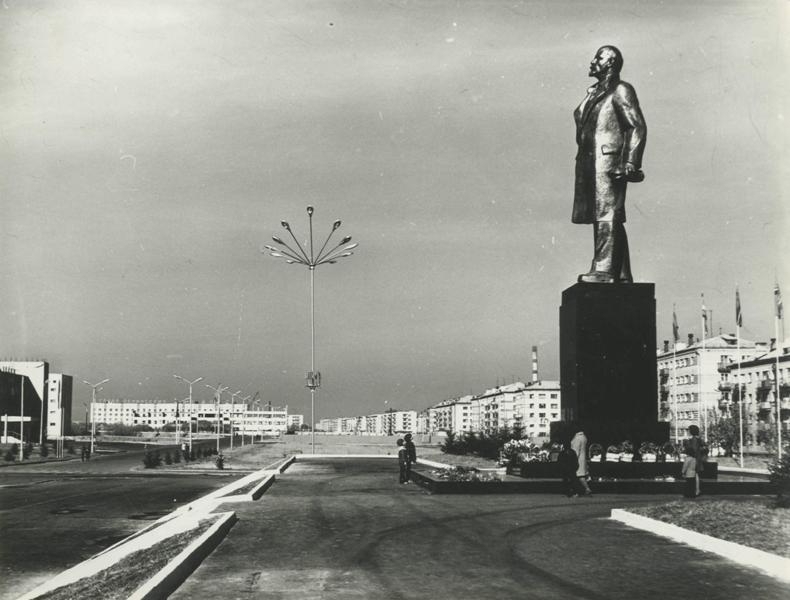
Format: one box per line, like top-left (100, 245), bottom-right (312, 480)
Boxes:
top-left (573, 46), bottom-right (646, 284)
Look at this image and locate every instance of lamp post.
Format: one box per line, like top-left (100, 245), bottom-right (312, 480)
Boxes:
top-left (82, 378), bottom-right (109, 457)
top-left (205, 383), bottom-right (227, 454)
top-left (265, 205), bottom-right (357, 454)
top-left (229, 390), bottom-right (244, 455)
top-left (240, 394), bottom-right (252, 446)
top-left (174, 375), bottom-right (203, 454)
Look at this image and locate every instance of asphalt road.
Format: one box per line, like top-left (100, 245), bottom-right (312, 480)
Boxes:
top-left (173, 458), bottom-right (789, 600)
top-left (0, 447), bottom-right (243, 600)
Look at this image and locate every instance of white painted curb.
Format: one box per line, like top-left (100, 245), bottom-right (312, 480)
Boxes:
top-left (611, 509), bottom-right (790, 583)
top-left (128, 511), bottom-right (238, 600)
top-left (16, 510), bottom-right (218, 600)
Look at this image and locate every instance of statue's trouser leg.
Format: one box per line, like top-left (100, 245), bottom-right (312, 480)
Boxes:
top-left (591, 221), bottom-right (633, 282)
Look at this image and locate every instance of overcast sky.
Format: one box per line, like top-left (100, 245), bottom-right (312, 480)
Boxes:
top-left (1, 0), bottom-right (787, 419)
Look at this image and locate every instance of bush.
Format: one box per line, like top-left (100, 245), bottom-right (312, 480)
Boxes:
top-left (4, 445), bottom-right (18, 462)
top-left (142, 450), bottom-right (162, 469)
top-left (215, 453), bottom-right (225, 470)
top-left (23, 442), bottom-right (33, 459)
top-left (66, 441), bottom-right (76, 455)
top-left (768, 454), bottom-right (790, 508)
top-left (173, 450), bottom-right (181, 463)
top-left (164, 451), bottom-right (173, 465)
top-left (39, 443), bottom-right (49, 458)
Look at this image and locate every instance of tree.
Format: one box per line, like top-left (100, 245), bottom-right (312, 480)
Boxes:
top-left (707, 415), bottom-right (741, 456)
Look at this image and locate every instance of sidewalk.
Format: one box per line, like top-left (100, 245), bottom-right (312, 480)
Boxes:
top-left (170, 457), bottom-right (789, 600)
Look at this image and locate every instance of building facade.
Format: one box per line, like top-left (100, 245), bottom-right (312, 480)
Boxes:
top-left (719, 345), bottom-right (790, 443)
top-left (656, 334), bottom-right (766, 440)
top-left (90, 399), bottom-right (295, 436)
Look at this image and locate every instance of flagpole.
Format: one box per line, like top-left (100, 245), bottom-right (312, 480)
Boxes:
top-left (776, 313), bottom-right (782, 459)
top-left (737, 325), bottom-right (744, 468)
top-left (672, 304), bottom-right (679, 443)
top-left (672, 343), bottom-right (678, 442)
top-left (700, 294), bottom-right (707, 440)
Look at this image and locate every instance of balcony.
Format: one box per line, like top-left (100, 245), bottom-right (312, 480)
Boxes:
top-left (759, 379), bottom-right (774, 391)
top-left (718, 361), bottom-right (732, 373)
top-left (718, 381), bottom-right (734, 392)
top-left (758, 401), bottom-right (773, 412)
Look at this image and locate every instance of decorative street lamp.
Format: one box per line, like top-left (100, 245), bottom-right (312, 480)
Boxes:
top-left (174, 374), bottom-right (203, 454)
top-left (240, 394), bottom-right (252, 446)
top-left (82, 378), bottom-right (110, 456)
top-left (265, 205), bottom-right (357, 454)
top-left (205, 383), bottom-right (228, 454)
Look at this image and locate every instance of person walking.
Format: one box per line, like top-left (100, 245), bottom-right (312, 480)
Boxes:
top-left (404, 433), bottom-right (417, 481)
top-left (570, 428), bottom-right (592, 495)
top-left (396, 438), bottom-right (409, 484)
top-left (558, 441), bottom-right (580, 497)
top-left (682, 425), bottom-right (705, 498)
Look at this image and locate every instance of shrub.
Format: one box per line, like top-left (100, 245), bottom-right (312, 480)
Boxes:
top-left (66, 441), bottom-right (76, 455)
top-left (23, 442), bottom-right (33, 459)
top-left (767, 454), bottom-right (790, 508)
top-left (142, 450), bottom-right (162, 469)
top-left (39, 443), bottom-right (49, 458)
top-left (4, 445), bottom-right (17, 462)
top-left (215, 453), bottom-right (225, 470)
top-left (173, 450), bottom-right (181, 463)
top-left (164, 451), bottom-right (173, 465)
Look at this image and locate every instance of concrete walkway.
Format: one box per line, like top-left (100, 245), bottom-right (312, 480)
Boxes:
top-left (171, 458), bottom-right (788, 600)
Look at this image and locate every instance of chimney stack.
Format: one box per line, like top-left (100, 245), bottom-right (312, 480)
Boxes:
top-left (663, 340), bottom-right (669, 353)
top-left (687, 333), bottom-right (694, 346)
top-left (531, 346), bottom-right (539, 383)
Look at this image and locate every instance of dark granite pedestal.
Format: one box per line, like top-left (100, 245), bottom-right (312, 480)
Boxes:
top-left (553, 282), bottom-right (669, 449)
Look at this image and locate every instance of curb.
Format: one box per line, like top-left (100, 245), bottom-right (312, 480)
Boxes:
top-left (128, 511), bottom-right (238, 600)
top-left (610, 509), bottom-right (790, 583)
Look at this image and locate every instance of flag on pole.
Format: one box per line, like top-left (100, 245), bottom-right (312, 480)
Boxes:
top-left (775, 283), bottom-right (784, 319)
top-left (701, 293), bottom-right (708, 337)
top-left (672, 305), bottom-right (679, 343)
top-left (736, 287), bottom-right (743, 327)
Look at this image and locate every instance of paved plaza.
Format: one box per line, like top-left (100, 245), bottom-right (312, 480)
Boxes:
top-left (172, 458), bottom-right (788, 600)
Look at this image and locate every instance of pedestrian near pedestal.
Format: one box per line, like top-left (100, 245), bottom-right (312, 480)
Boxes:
top-left (570, 428), bottom-right (592, 495)
top-left (404, 433), bottom-right (417, 482)
top-left (682, 425), bottom-right (706, 498)
top-left (397, 438), bottom-right (409, 484)
top-left (558, 442), bottom-right (580, 497)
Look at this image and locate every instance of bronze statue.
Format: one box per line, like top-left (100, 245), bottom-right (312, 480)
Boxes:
top-left (573, 46), bottom-right (646, 284)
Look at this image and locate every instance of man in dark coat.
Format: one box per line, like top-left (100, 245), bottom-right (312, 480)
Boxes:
top-left (573, 45), bottom-right (647, 284)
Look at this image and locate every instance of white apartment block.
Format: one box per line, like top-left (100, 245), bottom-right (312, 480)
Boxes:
top-left (719, 344), bottom-right (790, 440)
top-left (90, 399), bottom-right (295, 435)
top-left (47, 373), bottom-right (73, 439)
top-left (657, 333), bottom-right (766, 438)
top-left (426, 381), bottom-right (561, 438)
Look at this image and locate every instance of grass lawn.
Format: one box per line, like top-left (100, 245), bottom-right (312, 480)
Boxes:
top-left (626, 498), bottom-right (790, 558)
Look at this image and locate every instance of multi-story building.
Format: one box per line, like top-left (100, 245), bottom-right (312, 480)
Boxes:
top-left (656, 333), bottom-right (766, 440)
top-left (46, 373), bottom-right (73, 439)
top-left (425, 381), bottom-right (561, 439)
top-left (719, 343), bottom-right (790, 442)
top-left (91, 399), bottom-right (294, 436)
top-left (0, 360), bottom-right (51, 444)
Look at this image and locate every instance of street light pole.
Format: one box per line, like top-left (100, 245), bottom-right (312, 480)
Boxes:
top-left (174, 375), bottom-right (203, 454)
top-left (205, 383), bottom-right (228, 454)
top-left (82, 378), bottom-right (110, 457)
top-left (230, 390), bottom-right (243, 455)
top-left (240, 394), bottom-right (252, 446)
top-left (265, 205), bottom-right (357, 454)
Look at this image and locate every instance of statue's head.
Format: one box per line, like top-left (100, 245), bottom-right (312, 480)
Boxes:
top-left (589, 45), bottom-right (623, 78)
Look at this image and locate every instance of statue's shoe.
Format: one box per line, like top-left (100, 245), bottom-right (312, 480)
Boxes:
top-left (577, 271), bottom-right (615, 283)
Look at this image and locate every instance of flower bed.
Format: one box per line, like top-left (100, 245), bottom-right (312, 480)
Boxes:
top-left (624, 498), bottom-right (790, 558)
